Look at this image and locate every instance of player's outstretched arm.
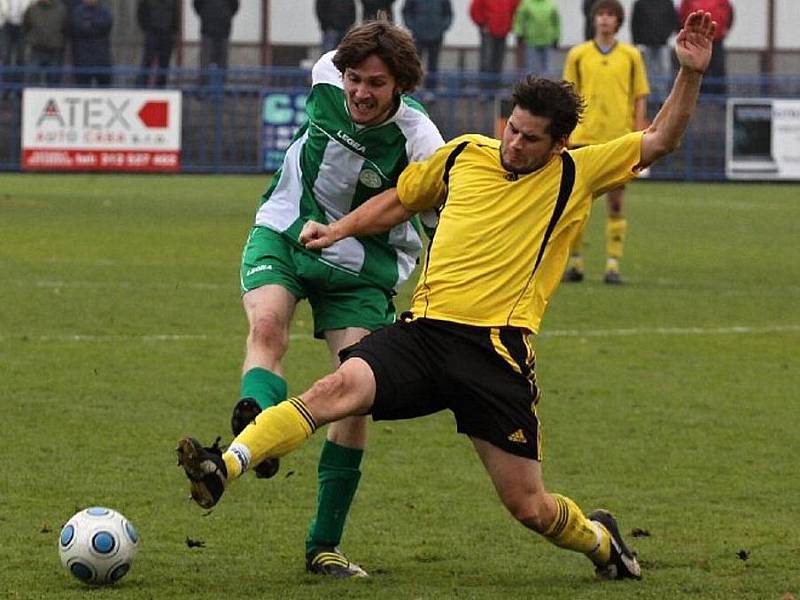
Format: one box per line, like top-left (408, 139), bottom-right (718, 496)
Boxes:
top-left (639, 10), bottom-right (715, 167)
top-left (300, 187), bottom-right (416, 250)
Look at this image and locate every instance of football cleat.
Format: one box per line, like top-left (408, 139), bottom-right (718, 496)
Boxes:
top-left (306, 547), bottom-right (369, 578)
top-left (589, 509), bottom-right (642, 580)
top-left (562, 266), bottom-right (585, 283)
top-left (603, 270), bottom-right (624, 285)
top-left (231, 398), bottom-right (280, 479)
top-left (176, 437), bottom-right (228, 509)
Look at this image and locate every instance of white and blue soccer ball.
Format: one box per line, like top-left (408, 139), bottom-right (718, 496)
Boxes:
top-left (58, 507), bottom-right (139, 585)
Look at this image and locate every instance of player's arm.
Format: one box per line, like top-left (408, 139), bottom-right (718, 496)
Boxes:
top-left (301, 140), bottom-right (454, 249)
top-left (640, 10), bottom-right (715, 167)
top-left (301, 188), bottom-right (414, 249)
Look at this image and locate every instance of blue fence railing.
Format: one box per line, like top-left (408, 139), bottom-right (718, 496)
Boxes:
top-left (2, 66), bottom-right (799, 179)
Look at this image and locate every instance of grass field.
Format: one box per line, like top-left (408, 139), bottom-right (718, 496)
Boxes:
top-left (1, 173), bottom-right (799, 599)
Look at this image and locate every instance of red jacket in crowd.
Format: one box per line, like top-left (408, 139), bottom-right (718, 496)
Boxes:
top-left (679, 0), bottom-right (733, 40)
top-left (469, 0), bottom-right (520, 38)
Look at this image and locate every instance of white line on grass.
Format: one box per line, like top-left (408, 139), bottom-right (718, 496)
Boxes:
top-left (3, 324), bottom-right (798, 343)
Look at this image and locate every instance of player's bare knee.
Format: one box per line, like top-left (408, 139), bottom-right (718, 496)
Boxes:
top-left (305, 371), bottom-right (351, 412)
top-left (503, 493), bottom-right (551, 533)
top-left (248, 312), bottom-right (289, 354)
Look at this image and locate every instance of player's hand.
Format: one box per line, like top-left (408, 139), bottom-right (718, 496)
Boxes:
top-left (675, 10), bottom-right (716, 74)
top-left (300, 220), bottom-right (337, 249)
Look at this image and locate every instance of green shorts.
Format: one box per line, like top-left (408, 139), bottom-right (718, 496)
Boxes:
top-left (240, 226), bottom-right (396, 339)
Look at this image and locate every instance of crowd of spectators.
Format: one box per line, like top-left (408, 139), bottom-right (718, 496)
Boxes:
top-left (0, 0), bottom-right (737, 92)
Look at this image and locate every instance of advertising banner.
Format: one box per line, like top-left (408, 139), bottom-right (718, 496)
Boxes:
top-left (726, 98), bottom-right (800, 180)
top-left (261, 91), bottom-right (306, 172)
top-left (21, 89), bottom-right (182, 172)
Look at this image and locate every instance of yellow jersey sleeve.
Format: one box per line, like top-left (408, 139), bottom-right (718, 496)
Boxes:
top-left (562, 46), bottom-right (580, 85)
top-left (397, 136), bottom-right (474, 212)
top-left (572, 132), bottom-right (644, 196)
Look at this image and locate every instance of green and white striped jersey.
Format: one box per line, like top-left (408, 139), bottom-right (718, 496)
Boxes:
top-left (254, 51), bottom-right (444, 291)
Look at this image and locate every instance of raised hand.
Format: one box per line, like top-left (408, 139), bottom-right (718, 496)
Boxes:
top-left (675, 10), bottom-right (716, 74)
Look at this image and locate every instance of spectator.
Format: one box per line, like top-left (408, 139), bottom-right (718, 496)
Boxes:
top-left (361, 0), bottom-right (394, 22)
top-left (23, 0), bottom-right (67, 86)
top-left (469, 0), bottom-right (519, 88)
top-left (193, 0), bottom-right (239, 83)
top-left (512, 0), bottom-right (559, 76)
top-left (679, 0), bottom-right (732, 95)
top-left (401, 0), bottom-right (452, 88)
top-left (582, 0), bottom-right (593, 40)
top-left (315, 0), bottom-right (355, 53)
top-left (69, 0), bottom-right (112, 87)
top-left (135, 0), bottom-right (178, 88)
top-left (631, 0), bottom-right (678, 95)
top-left (1, 0), bottom-right (33, 86)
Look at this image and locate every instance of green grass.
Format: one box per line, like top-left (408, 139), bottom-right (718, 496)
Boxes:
top-left (1, 174), bottom-right (799, 599)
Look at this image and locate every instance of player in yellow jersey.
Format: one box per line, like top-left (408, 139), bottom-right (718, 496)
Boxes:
top-left (177, 11), bottom-right (716, 582)
top-left (562, 0), bottom-right (650, 284)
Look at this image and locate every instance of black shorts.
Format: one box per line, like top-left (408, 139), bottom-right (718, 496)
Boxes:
top-left (340, 317), bottom-right (543, 460)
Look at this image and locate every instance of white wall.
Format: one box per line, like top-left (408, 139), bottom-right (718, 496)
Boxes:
top-left (184, 0), bottom-right (798, 50)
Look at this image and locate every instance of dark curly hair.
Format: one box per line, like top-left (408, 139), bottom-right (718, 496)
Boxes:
top-left (511, 76), bottom-right (586, 141)
top-left (333, 20), bottom-right (423, 95)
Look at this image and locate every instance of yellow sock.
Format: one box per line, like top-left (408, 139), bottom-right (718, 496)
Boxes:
top-left (222, 397), bottom-right (316, 480)
top-left (605, 216), bottom-right (627, 265)
top-left (544, 494), bottom-right (610, 565)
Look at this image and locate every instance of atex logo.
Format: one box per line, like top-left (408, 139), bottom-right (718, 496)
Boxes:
top-left (36, 97), bottom-right (168, 130)
top-left (22, 89), bottom-right (182, 172)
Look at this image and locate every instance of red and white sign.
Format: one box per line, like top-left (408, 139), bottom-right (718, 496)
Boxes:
top-left (21, 89), bottom-right (182, 172)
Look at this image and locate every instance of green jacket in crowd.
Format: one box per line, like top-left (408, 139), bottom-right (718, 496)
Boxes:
top-left (512, 0), bottom-right (560, 48)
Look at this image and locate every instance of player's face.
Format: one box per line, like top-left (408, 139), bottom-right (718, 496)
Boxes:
top-left (594, 10), bottom-right (620, 36)
top-left (343, 54), bottom-right (400, 127)
top-left (500, 107), bottom-right (565, 174)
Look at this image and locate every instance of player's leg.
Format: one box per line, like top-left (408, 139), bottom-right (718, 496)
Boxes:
top-left (177, 356), bottom-right (377, 508)
top-left (451, 324), bottom-right (639, 578)
top-left (563, 223), bottom-right (586, 282)
top-left (302, 273), bottom-right (395, 576)
top-left (234, 227), bottom-right (306, 478)
top-left (604, 186), bottom-right (627, 284)
top-left (304, 327), bottom-right (370, 577)
top-left (471, 438), bottom-right (641, 579)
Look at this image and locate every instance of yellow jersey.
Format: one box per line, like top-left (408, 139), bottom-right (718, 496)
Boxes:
top-left (397, 132), bottom-right (644, 333)
top-left (563, 41), bottom-right (650, 145)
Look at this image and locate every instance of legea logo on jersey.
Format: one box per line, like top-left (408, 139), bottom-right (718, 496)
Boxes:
top-left (359, 169), bottom-right (382, 189)
top-left (336, 130), bottom-right (366, 154)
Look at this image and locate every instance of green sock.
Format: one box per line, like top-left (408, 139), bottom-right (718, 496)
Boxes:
top-left (305, 440), bottom-right (364, 554)
top-left (240, 367), bottom-right (287, 410)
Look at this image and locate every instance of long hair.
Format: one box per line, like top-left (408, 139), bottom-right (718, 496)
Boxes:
top-left (333, 20), bottom-right (423, 94)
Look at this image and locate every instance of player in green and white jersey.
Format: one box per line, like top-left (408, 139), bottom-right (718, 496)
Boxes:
top-left (232, 20), bottom-right (444, 577)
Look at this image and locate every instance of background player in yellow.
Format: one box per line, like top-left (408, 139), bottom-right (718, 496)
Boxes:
top-left (562, 0), bottom-right (650, 284)
top-left (176, 10), bottom-right (717, 581)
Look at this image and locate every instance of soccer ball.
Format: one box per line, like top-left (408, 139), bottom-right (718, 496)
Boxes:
top-left (58, 507), bottom-right (139, 585)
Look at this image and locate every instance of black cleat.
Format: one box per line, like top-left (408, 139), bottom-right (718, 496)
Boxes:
top-left (589, 509), bottom-right (642, 580)
top-left (562, 266), bottom-right (585, 283)
top-left (306, 547), bottom-right (369, 578)
top-left (231, 398), bottom-right (280, 479)
top-left (176, 437), bottom-right (228, 509)
top-left (603, 270), bottom-right (624, 285)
